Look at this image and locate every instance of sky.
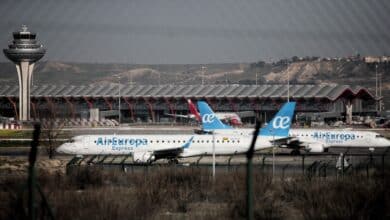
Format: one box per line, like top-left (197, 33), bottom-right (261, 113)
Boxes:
top-left (1, 0), bottom-right (389, 64)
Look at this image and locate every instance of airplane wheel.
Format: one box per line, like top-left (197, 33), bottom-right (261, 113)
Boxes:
top-left (168, 158), bottom-right (179, 165)
top-left (290, 149), bottom-right (300, 155)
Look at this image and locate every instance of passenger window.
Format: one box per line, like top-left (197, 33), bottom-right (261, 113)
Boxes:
top-left (157, 140), bottom-right (159, 143)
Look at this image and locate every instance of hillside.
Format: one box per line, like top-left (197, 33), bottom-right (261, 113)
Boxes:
top-left (0, 59), bottom-right (388, 108)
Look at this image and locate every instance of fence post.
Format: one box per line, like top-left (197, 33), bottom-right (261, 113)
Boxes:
top-left (382, 147), bottom-right (389, 180)
top-left (246, 121), bottom-right (261, 220)
top-left (301, 154), bottom-right (305, 175)
top-left (28, 123), bottom-right (40, 220)
top-left (341, 153), bottom-right (345, 178)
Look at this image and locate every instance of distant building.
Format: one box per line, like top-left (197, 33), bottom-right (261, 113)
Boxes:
top-left (0, 84), bottom-right (378, 124)
top-left (364, 56), bottom-right (390, 63)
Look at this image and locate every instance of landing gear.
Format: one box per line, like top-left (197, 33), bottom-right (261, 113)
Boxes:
top-left (290, 149), bottom-right (301, 155)
top-left (168, 158), bottom-right (179, 165)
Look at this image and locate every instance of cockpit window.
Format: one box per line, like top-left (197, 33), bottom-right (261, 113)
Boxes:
top-left (376, 135), bottom-right (385, 138)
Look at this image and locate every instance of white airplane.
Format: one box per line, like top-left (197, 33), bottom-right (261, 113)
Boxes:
top-left (165, 99), bottom-right (243, 126)
top-left (286, 129), bottom-right (390, 153)
top-left (197, 101), bottom-right (390, 154)
top-left (56, 102), bottom-right (296, 163)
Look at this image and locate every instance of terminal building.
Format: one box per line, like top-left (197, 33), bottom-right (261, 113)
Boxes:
top-left (0, 84), bottom-right (378, 124)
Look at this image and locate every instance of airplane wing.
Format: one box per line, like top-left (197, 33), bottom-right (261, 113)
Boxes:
top-left (164, 113), bottom-right (196, 119)
top-left (270, 136), bottom-right (299, 146)
top-left (134, 136), bottom-right (195, 161)
top-left (133, 145), bottom-right (185, 162)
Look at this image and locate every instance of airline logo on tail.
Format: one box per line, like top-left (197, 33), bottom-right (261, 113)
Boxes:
top-left (272, 116), bottom-right (290, 129)
top-left (187, 99), bottom-right (201, 122)
top-left (259, 102), bottom-right (296, 137)
top-left (197, 101), bottom-right (233, 131)
top-left (202, 114), bottom-right (216, 123)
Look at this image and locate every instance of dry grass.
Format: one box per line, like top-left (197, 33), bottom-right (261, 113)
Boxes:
top-left (0, 167), bottom-right (389, 220)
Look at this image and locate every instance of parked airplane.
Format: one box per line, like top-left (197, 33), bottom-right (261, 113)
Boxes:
top-left (56, 102), bottom-right (296, 163)
top-left (197, 101), bottom-right (390, 154)
top-left (165, 99), bottom-right (243, 126)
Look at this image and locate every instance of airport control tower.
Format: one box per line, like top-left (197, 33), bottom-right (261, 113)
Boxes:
top-left (3, 25), bottom-right (46, 121)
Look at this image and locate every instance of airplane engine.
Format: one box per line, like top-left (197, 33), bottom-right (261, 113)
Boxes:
top-left (306, 143), bottom-right (325, 153)
top-left (133, 152), bottom-right (156, 163)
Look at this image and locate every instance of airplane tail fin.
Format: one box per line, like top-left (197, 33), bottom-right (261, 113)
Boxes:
top-left (259, 102), bottom-right (296, 137)
top-left (188, 99), bottom-right (201, 122)
top-left (197, 101), bottom-right (233, 131)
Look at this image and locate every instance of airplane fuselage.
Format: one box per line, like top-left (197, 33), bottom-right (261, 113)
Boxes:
top-left (212, 128), bottom-right (390, 149)
top-left (57, 134), bottom-right (276, 157)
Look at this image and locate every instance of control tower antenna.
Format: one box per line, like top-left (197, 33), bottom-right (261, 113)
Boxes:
top-left (3, 25), bottom-right (46, 121)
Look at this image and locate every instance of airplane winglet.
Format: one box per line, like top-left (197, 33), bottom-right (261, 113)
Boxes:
top-left (181, 136), bottom-right (194, 149)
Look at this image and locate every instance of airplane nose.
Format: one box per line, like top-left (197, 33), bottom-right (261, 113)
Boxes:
top-left (56, 143), bottom-right (72, 154)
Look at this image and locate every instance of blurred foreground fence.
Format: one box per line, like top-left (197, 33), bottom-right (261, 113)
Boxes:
top-left (66, 150), bottom-right (390, 180)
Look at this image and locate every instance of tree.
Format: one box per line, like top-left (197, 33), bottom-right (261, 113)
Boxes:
top-left (41, 119), bottom-right (65, 159)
